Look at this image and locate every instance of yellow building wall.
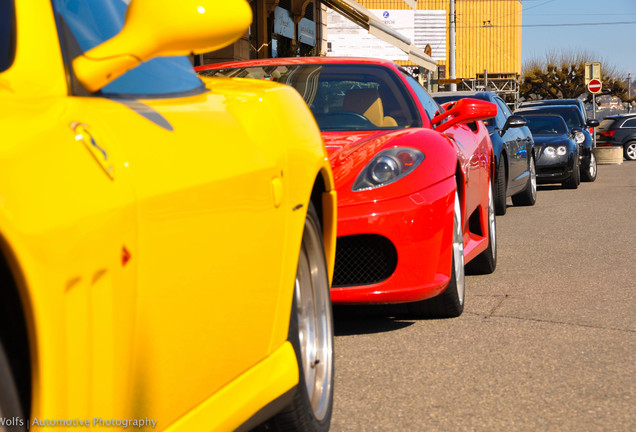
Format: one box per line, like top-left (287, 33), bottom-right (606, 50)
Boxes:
top-left (356, 0), bottom-right (522, 78)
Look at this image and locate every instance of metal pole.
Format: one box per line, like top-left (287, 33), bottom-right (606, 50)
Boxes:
top-left (628, 73), bottom-right (632, 112)
top-left (449, 0), bottom-right (456, 91)
top-left (592, 92), bottom-right (597, 148)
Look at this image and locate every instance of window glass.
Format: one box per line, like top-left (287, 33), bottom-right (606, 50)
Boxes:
top-left (597, 119), bottom-right (615, 131)
top-left (51, 0), bottom-right (204, 97)
top-left (524, 115), bottom-right (567, 135)
top-left (495, 97), bottom-right (513, 117)
top-left (203, 64), bottom-right (422, 132)
top-left (621, 118), bottom-right (636, 128)
top-left (493, 101), bottom-right (507, 129)
top-left (0, 0), bottom-right (16, 72)
top-left (403, 74), bottom-right (440, 121)
top-left (518, 107), bottom-right (582, 129)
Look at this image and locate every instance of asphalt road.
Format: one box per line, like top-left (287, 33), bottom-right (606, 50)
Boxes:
top-left (330, 161), bottom-right (636, 432)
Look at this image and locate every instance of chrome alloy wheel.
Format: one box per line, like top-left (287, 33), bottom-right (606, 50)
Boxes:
top-left (529, 157), bottom-right (537, 202)
top-left (588, 152), bottom-right (597, 178)
top-left (486, 184), bottom-right (496, 262)
top-left (452, 192), bottom-right (465, 306)
top-left (294, 214), bottom-right (334, 421)
top-left (626, 142), bottom-right (636, 160)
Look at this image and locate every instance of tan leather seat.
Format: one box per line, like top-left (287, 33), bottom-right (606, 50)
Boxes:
top-left (343, 88), bottom-right (397, 127)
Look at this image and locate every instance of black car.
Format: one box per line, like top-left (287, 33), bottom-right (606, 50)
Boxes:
top-left (523, 114), bottom-right (581, 189)
top-left (514, 105), bottom-right (599, 182)
top-left (519, 99), bottom-right (587, 120)
top-left (596, 113), bottom-right (636, 161)
top-left (433, 91), bottom-right (536, 215)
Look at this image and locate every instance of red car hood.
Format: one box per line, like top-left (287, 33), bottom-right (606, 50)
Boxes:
top-left (322, 129), bottom-right (418, 189)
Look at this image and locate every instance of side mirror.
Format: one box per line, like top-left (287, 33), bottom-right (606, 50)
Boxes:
top-left (500, 115), bottom-right (527, 136)
top-left (431, 98), bottom-right (497, 133)
top-left (73, 0), bottom-right (252, 92)
top-left (586, 119), bottom-right (600, 128)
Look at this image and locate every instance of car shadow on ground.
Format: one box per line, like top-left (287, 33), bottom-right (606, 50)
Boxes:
top-left (333, 304), bottom-right (433, 336)
top-left (537, 184), bottom-right (565, 191)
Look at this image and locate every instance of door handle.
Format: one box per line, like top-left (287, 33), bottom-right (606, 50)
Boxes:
top-left (71, 122), bottom-right (115, 179)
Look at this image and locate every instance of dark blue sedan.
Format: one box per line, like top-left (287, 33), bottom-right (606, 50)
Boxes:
top-left (523, 114), bottom-right (580, 189)
top-left (434, 91), bottom-right (536, 215)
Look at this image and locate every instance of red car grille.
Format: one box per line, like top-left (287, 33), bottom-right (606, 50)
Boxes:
top-left (332, 235), bottom-right (398, 287)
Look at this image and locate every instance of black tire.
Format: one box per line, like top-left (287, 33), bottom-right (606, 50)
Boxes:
top-left (466, 182), bottom-right (497, 275)
top-left (270, 202), bottom-right (334, 432)
top-left (511, 155), bottom-right (537, 206)
top-left (493, 156), bottom-right (507, 216)
top-left (624, 141), bottom-right (636, 161)
top-left (563, 158), bottom-right (580, 189)
top-left (581, 152), bottom-right (597, 182)
top-left (0, 342), bottom-right (27, 432)
top-left (407, 191), bottom-right (465, 318)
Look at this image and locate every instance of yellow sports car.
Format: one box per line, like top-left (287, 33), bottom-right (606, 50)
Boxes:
top-left (0, 1), bottom-right (336, 431)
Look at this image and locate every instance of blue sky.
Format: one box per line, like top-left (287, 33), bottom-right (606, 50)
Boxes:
top-left (521, 0), bottom-right (636, 78)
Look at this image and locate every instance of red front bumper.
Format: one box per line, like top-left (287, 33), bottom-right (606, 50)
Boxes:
top-left (330, 176), bottom-right (456, 304)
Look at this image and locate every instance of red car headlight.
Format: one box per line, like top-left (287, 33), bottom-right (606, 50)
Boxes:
top-left (352, 147), bottom-right (424, 191)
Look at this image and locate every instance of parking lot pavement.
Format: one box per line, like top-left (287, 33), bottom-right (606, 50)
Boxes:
top-left (331, 162), bottom-right (636, 432)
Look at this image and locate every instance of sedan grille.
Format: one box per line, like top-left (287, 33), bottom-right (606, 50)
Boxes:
top-left (332, 234), bottom-right (397, 287)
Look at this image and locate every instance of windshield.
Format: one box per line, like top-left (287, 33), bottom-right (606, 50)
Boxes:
top-left (52, 0), bottom-right (203, 97)
top-left (201, 64), bottom-right (421, 132)
top-left (524, 116), bottom-right (567, 135)
top-left (518, 107), bottom-right (582, 129)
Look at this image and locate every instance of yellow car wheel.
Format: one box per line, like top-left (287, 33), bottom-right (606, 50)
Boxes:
top-left (274, 202), bottom-right (334, 432)
top-left (0, 343), bottom-right (26, 432)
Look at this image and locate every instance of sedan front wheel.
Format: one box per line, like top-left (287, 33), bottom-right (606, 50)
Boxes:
top-left (512, 155), bottom-right (537, 206)
top-left (581, 152), bottom-right (597, 182)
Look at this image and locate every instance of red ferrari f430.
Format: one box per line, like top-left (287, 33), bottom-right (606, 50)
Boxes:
top-left (198, 58), bottom-right (497, 317)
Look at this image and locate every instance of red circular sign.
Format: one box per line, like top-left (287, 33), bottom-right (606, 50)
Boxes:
top-left (588, 79), bottom-right (602, 94)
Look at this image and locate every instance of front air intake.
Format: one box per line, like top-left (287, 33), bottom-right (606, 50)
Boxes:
top-left (332, 234), bottom-right (397, 287)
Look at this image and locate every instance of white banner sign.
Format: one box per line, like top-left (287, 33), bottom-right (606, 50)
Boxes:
top-left (327, 9), bottom-right (446, 62)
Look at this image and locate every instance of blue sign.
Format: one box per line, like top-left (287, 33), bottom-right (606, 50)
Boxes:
top-left (298, 18), bottom-right (316, 46)
top-left (383, 10), bottom-right (389, 19)
top-left (274, 7), bottom-right (294, 40)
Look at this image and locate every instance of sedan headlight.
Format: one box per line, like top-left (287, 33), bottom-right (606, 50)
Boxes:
top-left (573, 131), bottom-right (585, 144)
top-left (543, 146), bottom-right (567, 157)
top-left (352, 147), bottom-right (424, 191)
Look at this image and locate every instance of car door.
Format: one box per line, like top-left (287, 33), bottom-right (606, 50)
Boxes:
top-left (114, 92), bottom-right (289, 425)
top-left (59, 68), bottom-right (290, 432)
top-left (55, 1), bottom-right (290, 426)
top-left (495, 97), bottom-right (527, 186)
top-left (6, 96), bottom-right (140, 421)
